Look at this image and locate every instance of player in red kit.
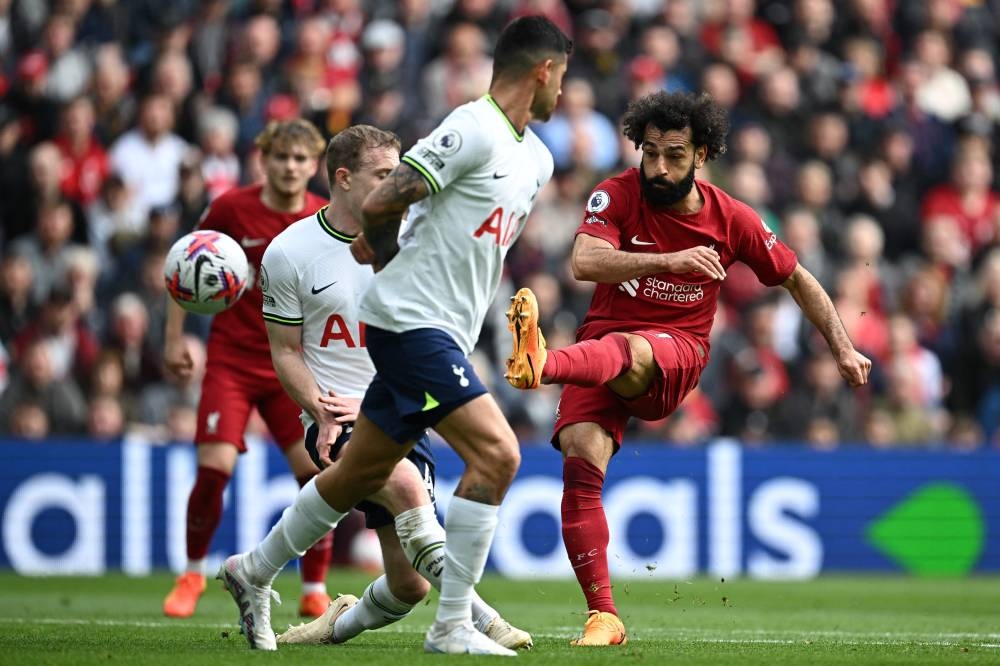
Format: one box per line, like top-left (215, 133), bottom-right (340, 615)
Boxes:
top-left (505, 91), bottom-right (872, 646)
top-left (162, 119), bottom-right (331, 619)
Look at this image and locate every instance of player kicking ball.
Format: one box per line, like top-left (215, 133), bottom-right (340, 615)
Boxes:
top-left (218, 125), bottom-right (529, 652)
top-left (505, 90), bottom-right (871, 646)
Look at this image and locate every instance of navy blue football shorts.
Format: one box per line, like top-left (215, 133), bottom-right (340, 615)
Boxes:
top-left (304, 421), bottom-right (436, 529)
top-left (360, 326), bottom-right (488, 445)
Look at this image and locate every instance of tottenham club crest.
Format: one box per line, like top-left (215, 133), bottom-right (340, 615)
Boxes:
top-left (258, 264), bottom-right (269, 292)
top-left (432, 130), bottom-right (462, 156)
top-left (587, 190), bottom-right (611, 213)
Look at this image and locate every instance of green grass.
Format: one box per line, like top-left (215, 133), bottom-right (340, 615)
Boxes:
top-left (0, 572), bottom-right (997, 664)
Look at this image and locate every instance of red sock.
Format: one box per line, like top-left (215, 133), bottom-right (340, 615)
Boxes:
top-left (543, 334), bottom-right (632, 387)
top-left (561, 457), bottom-right (617, 615)
top-left (186, 466), bottom-right (231, 561)
top-left (297, 474), bottom-right (334, 585)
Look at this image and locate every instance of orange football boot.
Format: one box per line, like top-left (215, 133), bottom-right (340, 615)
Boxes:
top-left (163, 572), bottom-right (207, 618)
top-left (570, 610), bottom-right (628, 647)
top-left (505, 287), bottom-right (547, 389)
top-left (298, 591), bottom-right (333, 618)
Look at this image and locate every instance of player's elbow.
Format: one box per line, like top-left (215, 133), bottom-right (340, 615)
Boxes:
top-left (570, 253), bottom-right (593, 281)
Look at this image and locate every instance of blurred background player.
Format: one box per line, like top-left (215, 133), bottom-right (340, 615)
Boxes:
top-left (505, 91), bottom-right (872, 645)
top-left (255, 124), bottom-right (530, 651)
top-left (162, 118), bottom-right (331, 619)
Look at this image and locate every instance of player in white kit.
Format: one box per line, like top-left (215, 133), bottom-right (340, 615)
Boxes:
top-left (255, 125), bottom-right (530, 650)
top-left (218, 17), bottom-right (572, 655)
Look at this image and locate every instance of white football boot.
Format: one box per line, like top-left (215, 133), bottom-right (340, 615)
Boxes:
top-left (482, 615), bottom-right (533, 650)
top-left (424, 621), bottom-right (517, 656)
top-left (277, 594), bottom-right (359, 645)
top-left (217, 554), bottom-right (280, 650)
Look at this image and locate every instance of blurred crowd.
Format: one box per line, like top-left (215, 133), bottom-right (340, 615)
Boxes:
top-left (1, 0), bottom-right (999, 450)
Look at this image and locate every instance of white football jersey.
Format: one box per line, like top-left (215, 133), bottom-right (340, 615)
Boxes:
top-left (261, 206), bottom-right (375, 425)
top-left (358, 94), bottom-right (555, 354)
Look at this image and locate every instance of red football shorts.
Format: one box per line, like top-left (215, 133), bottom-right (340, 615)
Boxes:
top-left (551, 330), bottom-right (705, 448)
top-left (195, 358), bottom-right (303, 451)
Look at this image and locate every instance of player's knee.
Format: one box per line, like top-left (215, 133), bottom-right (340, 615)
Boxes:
top-left (352, 459), bottom-right (398, 498)
top-left (470, 435), bottom-right (521, 487)
top-left (558, 426), bottom-right (612, 469)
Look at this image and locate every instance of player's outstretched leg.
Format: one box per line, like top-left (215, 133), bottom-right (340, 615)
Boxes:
top-left (278, 593), bottom-right (359, 645)
top-left (396, 505), bottom-right (533, 650)
top-left (217, 554), bottom-right (281, 650)
top-left (505, 287), bottom-right (547, 389)
top-left (506, 287), bottom-right (635, 391)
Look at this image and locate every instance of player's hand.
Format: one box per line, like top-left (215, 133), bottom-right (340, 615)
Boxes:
top-left (314, 420), bottom-right (343, 468)
top-left (351, 234), bottom-right (376, 265)
top-left (837, 349), bottom-right (872, 387)
top-left (318, 390), bottom-right (362, 424)
top-left (164, 336), bottom-right (195, 381)
top-left (665, 246), bottom-right (726, 280)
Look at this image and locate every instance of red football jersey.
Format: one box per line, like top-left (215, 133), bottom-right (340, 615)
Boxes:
top-left (575, 170), bottom-right (797, 354)
top-left (197, 184), bottom-right (327, 366)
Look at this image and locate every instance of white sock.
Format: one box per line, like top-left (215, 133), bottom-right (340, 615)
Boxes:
top-left (394, 505), bottom-right (500, 632)
top-left (434, 496), bottom-right (498, 627)
top-left (246, 478), bottom-right (346, 584)
top-left (333, 575), bottom-right (414, 642)
top-left (301, 582), bottom-right (327, 595)
top-left (186, 558), bottom-right (206, 576)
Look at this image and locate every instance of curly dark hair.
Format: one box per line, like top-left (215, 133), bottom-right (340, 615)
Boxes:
top-left (621, 91), bottom-right (729, 160)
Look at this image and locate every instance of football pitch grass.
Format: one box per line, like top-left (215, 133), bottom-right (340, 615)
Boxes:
top-left (1, 572), bottom-right (997, 664)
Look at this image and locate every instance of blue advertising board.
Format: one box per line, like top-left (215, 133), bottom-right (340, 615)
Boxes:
top-left (0, 436), bottom-right (996, 577)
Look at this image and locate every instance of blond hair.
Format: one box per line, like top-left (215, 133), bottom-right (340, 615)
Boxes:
top-left (254, 118), bottom-right (325, 157)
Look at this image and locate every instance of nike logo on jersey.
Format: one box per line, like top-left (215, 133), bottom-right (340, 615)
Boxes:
top-left (631, 235), bottom-right (656, 246)
top-left (311, 282), bottom-right (337, 294)
top-left (241, 237), bottom-right (267, 248)
top-left (492, 171), bottom-right (509, 179)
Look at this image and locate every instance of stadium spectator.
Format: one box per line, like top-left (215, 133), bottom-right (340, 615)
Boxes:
top-left (137, 334), bottom-right (203, 434)
top-left (91, 44), bottom-right (135, 145)
top-left (53, 96), bottom-right (109, 207)
top-left (533, 77), bottom-right (619, 175)
top-left (39, 11), bottom-right (91, 104)
top-left (109, 94), bottom-right (189, 217)
top-left (922, 142), bottom-right (1000, 253)
top-left (775, 347), bottom-right (863, 445)
top-left (0, 339), bottom-right (87, 435)
top-left (105, 293), bottom-right (162, 393)
top-left (87, 394), bottom-right (126, 441)
top-left (9, 198), bottom-right (85, 304)
top-left (196, 107), bottom-right (241, 200)
top-left (421, 21), bottom-right (492, 121)
top-left (0, 251), bottom-right (37, 345)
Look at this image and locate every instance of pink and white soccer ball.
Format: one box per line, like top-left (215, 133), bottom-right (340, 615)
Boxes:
top-left (163, 231), bottom-right (249, 315)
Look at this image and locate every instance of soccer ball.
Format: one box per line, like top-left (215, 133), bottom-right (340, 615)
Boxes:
top-left (163, 230), bottom-right (249, 315)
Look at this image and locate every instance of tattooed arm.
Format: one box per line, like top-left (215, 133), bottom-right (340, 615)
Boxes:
top-left (360, 163), bottom-right (430, 269)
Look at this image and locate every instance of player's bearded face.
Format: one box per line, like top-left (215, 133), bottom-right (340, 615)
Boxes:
top-left (531, 59), bottom-right (567, 121)
top-left (640, 159), bottom-right (696, 207)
